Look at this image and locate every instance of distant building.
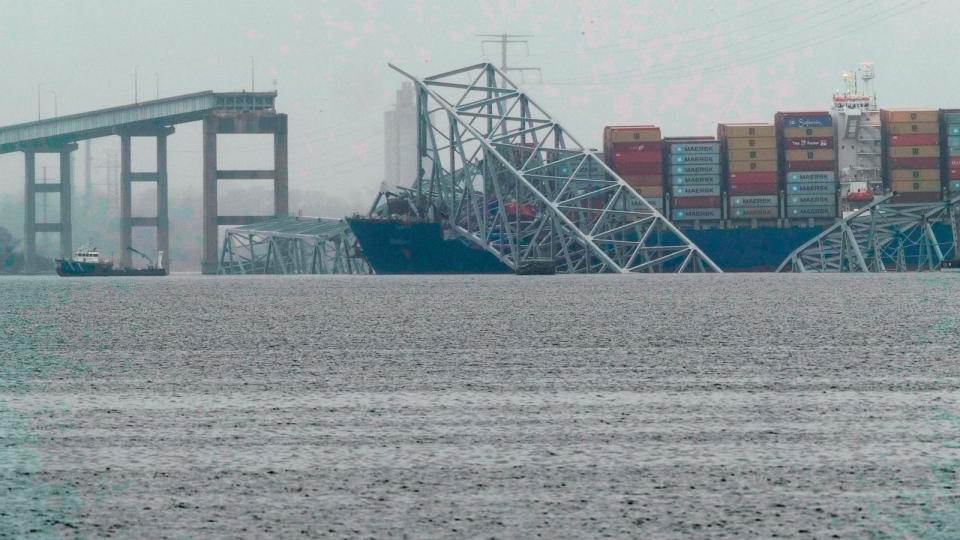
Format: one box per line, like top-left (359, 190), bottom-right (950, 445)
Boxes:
top-left (383, 82), bottom-right (417, 188)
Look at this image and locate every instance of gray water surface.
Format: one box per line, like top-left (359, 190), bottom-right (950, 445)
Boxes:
top-left (2, 274), bottom-right (960, 538)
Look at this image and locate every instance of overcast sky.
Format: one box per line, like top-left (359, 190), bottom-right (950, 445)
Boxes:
top-left (0, 0), bottom-right (955, 219)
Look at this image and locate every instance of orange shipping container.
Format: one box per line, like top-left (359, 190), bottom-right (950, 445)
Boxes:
top-left (891, 179), bottom-right (941, 193)
top-left (889, 146), bottom-right (941, 158)
top-left (729, 160), bottom-right (778, 173)
top-left (881, 109), bottom-right (939, 123)
top-left (725, 137), bottom-right (777, 150)
top-left (885, 122), bottom-right (938, 135)
top-left (783, 127), bottom-right (834, 138)
top-left (631, 184), bottom-right (665, 198)
top-left (786, 149), bottom-right (835, 161)
top-left (727, 148), bottom-right (777, 161)
top-left (891, 169), bottom-right (940, 182)
top-left (604, 126), bottom-right (661, 144)
top-left (719, 124), bottom-right (776, 138)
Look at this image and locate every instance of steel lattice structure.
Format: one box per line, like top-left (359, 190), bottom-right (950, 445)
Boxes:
top-left (389, 62), bottom-right (721, 273)
top-left (219, 216), bottom-right (369, 275)
top-left (777, 194), bottom-right (960, 272)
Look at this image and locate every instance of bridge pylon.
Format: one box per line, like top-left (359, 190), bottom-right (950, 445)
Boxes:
top-left (22, 143), bottom-right (76, 272)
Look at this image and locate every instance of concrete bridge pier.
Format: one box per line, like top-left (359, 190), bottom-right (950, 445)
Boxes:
top-left (23, 143), bottom-right (77, 272)
top-left (119, 125), bottom-right (174, 269)
top-left (201, 111), bottom-right (288, 274)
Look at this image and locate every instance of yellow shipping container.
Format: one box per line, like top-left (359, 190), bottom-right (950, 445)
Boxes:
top-left (727, 148), bottom-right (777, 161)
top-left (605, 127), bottom-right (662, 143)
top-left (783, 127), bottom-right (834, 138)
top-left (725, 137), bottom-right (777, 150)
top-left (882, 110), bottom-right (939, 123)
top-left (720, 124), bottom-right (776, 138)
top-left (889, 145), bottom-right (941, 158)
top-left (728, 160), bottom-right (778, 173)
top-left (786, 149), bottom-right (835, 161)
top-left (891, 169), bottom-right (940, 181)
top-left (891, 179), bottom-right (941, 193)
top-left (885, 122), bottom-right (939, 135)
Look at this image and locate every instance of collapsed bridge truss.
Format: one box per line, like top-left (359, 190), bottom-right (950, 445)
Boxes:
top-left (390, 62), bottom-right (720, 273)
top-left (777, 193), bottom-right (960, 272)
top-left (218, 216), bottom-right (369, 275)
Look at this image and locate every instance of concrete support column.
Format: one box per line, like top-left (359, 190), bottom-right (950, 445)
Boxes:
top-left (23, 151), bottom-right (36, 273)
top-left (201, 116), bottom-right (219, 274)
top-left (59, 148), bottom-right (73, 258)
top-left (156, 133), bottom-right (169, 269)
top-left (274, 114), bottom-right (289, 216)
top-left (120, 134), bottom-right (133, 268)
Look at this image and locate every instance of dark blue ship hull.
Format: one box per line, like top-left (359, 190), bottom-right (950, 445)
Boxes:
top-left (348, 218), bottom-right (956, 273)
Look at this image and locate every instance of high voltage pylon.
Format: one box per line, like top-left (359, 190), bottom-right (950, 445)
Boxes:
top-left (477, 34), bottom-right (542, 83)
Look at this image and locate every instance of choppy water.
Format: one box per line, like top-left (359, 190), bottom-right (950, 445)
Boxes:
top-left (2, 273), bottom-right (960, 538)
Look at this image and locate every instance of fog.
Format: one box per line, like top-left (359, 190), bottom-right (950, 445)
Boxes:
top-left (0, 0), bottom-right (954, 265)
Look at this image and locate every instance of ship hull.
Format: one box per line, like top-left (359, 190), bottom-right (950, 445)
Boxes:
top-left (55, 259), bottom-right (168, 277)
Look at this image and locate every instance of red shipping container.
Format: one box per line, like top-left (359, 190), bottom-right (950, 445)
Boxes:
top-left (611, 150), bottom-right (662, 164)
top-left (673, 196), bottom-right (722, 209)
top-left (888, 157), bottom-right (939, 169)
top-left (620, 174), bottom-right (663, 186)
top-left (729, 183), bottom-right (778, 195)
top-left (951, 157), bottom-right (960, 168)
top-left (784, 137), bottom-right (833, 149)
top-left (611, 161), bottom-right (662, 175)
top-left (891, 192), bottom-right (941, 203)
top-left (728, 171), bottom-right (778, 184)
top-left (785, 160), bottom-right (835, 171)
top-left (951, 168), bottom-right (960, 180)
top-left (888, 133), bottom-right (939, 146)
top-left (607, 141), bottom-right (661, 154)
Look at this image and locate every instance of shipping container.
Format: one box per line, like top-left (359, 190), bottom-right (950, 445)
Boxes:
top-left (607, 142), bottom-right (661, 154)
top-left (882, 110), bottom-right (939, 123)
top-left (787, 182), bottom-right (835, 194)
top-left (949, 136), bottom-right (960, 147)
top-left (785, 159), bottom-right (835, 171)
top-left (890, 192), bottom-right (940, 203)
top-left (889, 133), bottom-right (940, 146)
top-left (671, 174), bottom-right (722, 186)
top-left (943, 112), bottom-right (960, 124)
top-left (673, 184), bottom-right (721, 197)
top-left (673, 196), bottom-right (722, 209)
top-left (949, 125), bottom-right (960, 137)
top-left (645, 197), bottom-right (665, 211)
top-left (891, 169), bottom-right (939, 181)
top-left (725, 137), bottom-right (777, 150)
top-left (951, 156), bottom-right (960, 168)
top-left (783, 126), bottom-right (834, 138)
top-left (604, 125), bottom-right (661, 144)
top-left (728, 183), bottom-right (778, 196)
top-left (949, 180), bottom-right (960, 192)
top-left (728, 160), bottom-right (778, 173)
top-left (613, 162), bottom-right (663, 175)
top-left (671, 164), bottom-right (721, 175)
top-left (885, 122), bottom-right (939, 135)
top-left (718, 124), bottom-right (776, 138)
top-left (788, 194), bottom-right (836, 206)
top-left (729, 195), bottom-right (778, 208)
top-left (888, 156), bottom-right (940, 169)
top-left (633, 185), bottom-right (665, 198)
top-left (948, 147), bottom-right (960, 157)
top-left (670, 154), bottom-right (721, 165)
top-left (730, 207), bottom-right (778, 219)
top-left (785, 149), bottom-right (836, 161)
top-left (611, 150), bottom-right (662, 163)
top-left (890, 179), bottom-right (941, 193)
top-left (784, 137), bottom-right (834, 149)
top-left (950, 167), bottom-right (960, 180)
top-left (777, 114), bottom-right (833, 129)
top-left (787, 206), bottom-right (836, 218)
top-left (669, 142), bottom-right (721, 154)
top-left (729, 171), bottom-right (779, 184)
top-left (727, 148), bottom-right (777, 161)
top-left (673, 208), bottom-right (723, 221)
top-left (888, 146), bottom-right (940, 158)
top-left (787, 171), bottom-right (836, 184)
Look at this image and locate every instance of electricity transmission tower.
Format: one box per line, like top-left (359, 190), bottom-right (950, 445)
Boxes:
top-left (477, 34), bottom-right (542, 83)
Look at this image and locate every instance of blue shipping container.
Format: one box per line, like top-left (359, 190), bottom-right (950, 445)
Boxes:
top-left (673, 185), bottom-right (721, 197)
top-left (789, 206), bottom-right (836, 218)
top-left (671, 154), bottom-right (720, 165)
top-left (671, 175), bottom-right (722, 186)
top-left (788, 182), bottom-right (834, 194)
top-left (669, 142), bottom-right (721, 154)
top-left (672, 164), bottom-right (721, 175)
top-left (781, 115), bottom-right (832, 129)
top-left (943, 112), bottom-right (960, 124)
top-left (787, 171), bottom-right (835, 184)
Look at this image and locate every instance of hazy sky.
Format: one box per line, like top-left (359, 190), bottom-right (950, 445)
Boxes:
top-left (0, 0), bottom-right (956, 219)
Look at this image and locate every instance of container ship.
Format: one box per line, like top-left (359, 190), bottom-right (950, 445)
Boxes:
top-left (350, 64), bottom-right (957, 273)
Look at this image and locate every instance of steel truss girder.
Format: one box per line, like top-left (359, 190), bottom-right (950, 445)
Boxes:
top-left (218, 216), bottom-right (369, 275)
top-left (777, 193), bottom-right (960, 272)
top-left (389, 62), bottom-right (721, 273)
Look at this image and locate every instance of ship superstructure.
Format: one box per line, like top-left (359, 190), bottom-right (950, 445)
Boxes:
top-left (832, 62), bottom-right (882, 206)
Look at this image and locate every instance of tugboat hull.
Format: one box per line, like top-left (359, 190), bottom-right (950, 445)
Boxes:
top-left (55, 259), bottom-right (167, 277)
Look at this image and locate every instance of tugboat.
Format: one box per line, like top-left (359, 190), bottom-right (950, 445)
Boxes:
top-left (55, 246), bottom-right (168, 277)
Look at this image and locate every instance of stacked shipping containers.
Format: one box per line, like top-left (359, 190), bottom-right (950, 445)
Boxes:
top-left (775, 112), bottom-right (838, 219)
top-left (718, 123), bottom-right (779, 220)
top-left (663, 137), bottom-right (722, 221)
top-left (880, 109), bottom-right (941, 203)
top-left (940, 109), bottom-right (960, 198)
top-left (603, 125), bottom-right (665, 212)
